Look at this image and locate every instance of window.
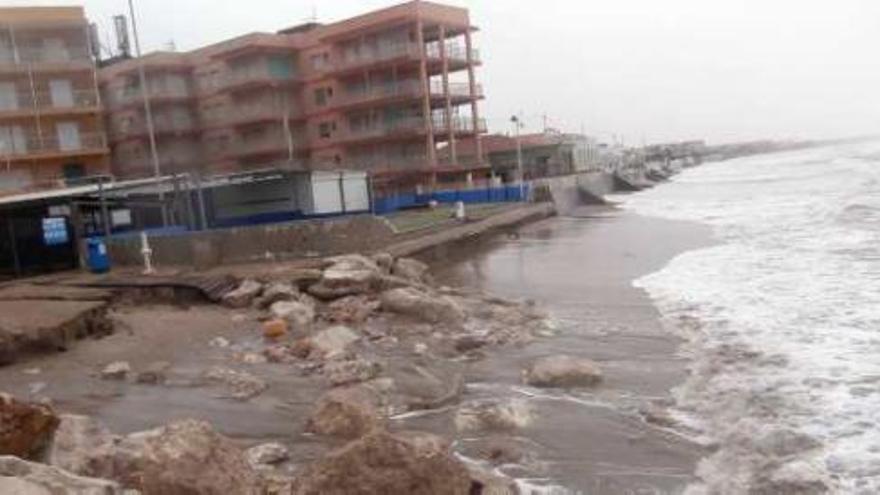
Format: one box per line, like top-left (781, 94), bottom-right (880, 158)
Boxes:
top-left (310, 52), bottom-right (329, 71)
top-left (319, 122), bottom-right (333, 139)
top-left (314, 88), bottom-right (328, 106)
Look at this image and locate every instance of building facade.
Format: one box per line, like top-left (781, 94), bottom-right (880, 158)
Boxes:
top-left (0, 7), bottom-right (108, 196)
top-left (99, 1), bottom-right (486, 197)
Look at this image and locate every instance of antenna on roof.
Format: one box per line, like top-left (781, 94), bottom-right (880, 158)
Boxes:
top-left (113, 15), bottom-right (131, 58)
top-left (306, 5), bottom-right (318, 23)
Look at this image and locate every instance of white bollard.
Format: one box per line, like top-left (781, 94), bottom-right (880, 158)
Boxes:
top-left (140, 231), bottom-right (155, 275)
top-left (455, 201), bottom-right (466, 221)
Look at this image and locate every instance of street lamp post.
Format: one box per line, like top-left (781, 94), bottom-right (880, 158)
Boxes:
top-left (127, 0), bottom-right (167, 227)
top-left (511, 115), bottom-right (525, 201)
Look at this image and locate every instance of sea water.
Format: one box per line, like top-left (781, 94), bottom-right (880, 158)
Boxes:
top-left (621, 141), bottom-right (880, 494)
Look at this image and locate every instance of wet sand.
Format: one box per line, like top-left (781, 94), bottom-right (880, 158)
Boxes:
top-left (420, 205), bottom-right (715, 493)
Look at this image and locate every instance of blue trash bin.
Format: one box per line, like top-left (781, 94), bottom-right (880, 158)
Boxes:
top-left (86, 238), bottom-right (111, 274)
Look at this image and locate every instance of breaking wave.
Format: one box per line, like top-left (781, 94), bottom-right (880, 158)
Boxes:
top-left (620, 140), bottom-right (880, 494)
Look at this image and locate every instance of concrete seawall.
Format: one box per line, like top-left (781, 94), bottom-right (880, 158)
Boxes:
top-left (105, 204), bottom-right (556, 270)
top-left (106, 215), bottom-right (398, 269)
top-left (532, 171), bottom-right (617, 214)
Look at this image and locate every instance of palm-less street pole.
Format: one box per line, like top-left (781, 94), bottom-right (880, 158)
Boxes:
top-left (511, 114), bottom-right (525, 201)
top-left (127, 0), bottom-right (167, 226)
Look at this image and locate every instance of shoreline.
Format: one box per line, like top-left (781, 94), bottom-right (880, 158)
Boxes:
top-left (428, 204), bottom-right (716, 492)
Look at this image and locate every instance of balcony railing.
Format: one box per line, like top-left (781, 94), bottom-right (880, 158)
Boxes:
top-left (428, 81), bottom-right (484, 98)
top-left (342, 116), bottom-right (427, 142)
top-left (425, 45), bottom-right (480, 64)
top-left (111, 118), bottom-right (196, 140)
top-left (0, 131), bottom-right (106, 157)
top-left (336, 43), bottom-right (421, 72)
top-left (431, 116), bottom-right (488, 133)
top-left (219, 67), bottom-right (299, 92)
top-left (337, 80), bottom-right (423, 107)
top-left (1, 46), bottom-right (93, 67)
top-left (212, 102), bottom-right (300, 127)
top-left (0, 89), bottom-right (99, 114)
top-left (105, 85), bottom-right (191, 107)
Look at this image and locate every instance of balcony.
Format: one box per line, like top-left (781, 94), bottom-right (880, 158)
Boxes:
top-left (0, 131), bottom-right (107, 160)
top-left (428, 81), bottom-right (484, 100)
top-left (212, 102), bottom-right (301, 128)
top-left (333, 43), bottom-right (422, 74)
top-left (105, 85), bottom-right (192, 109)
top-left (110, 117), bottom-right (197, 143)
top-left (0, 46), bottom-right (93, 73)
top-left (0, 89), bottom-right (100, 117)
top-left (431, 116), bottom-right (488, 134)
top-left (335, 81), bottom-right (423, 110)
top-left (219, 66), bottom-right (300, 94)
top-left (425, 45), bottom-right (481, 65)
top-left (337, 117), bottom-right (427, 145)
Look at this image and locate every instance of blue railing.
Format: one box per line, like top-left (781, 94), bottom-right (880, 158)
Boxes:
top-left (373, 184), bottom-right (529, 215)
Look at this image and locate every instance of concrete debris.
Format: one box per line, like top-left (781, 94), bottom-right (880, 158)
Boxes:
top-left (523, 355), bottom-right (603, 388)
top-left (222, 279), bottom-right (263, 308)
top-left (100, 361), bottom-right (131, 381)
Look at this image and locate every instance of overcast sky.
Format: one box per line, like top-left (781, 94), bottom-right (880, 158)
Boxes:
top-left (10, 0), bottom-right (879, 144)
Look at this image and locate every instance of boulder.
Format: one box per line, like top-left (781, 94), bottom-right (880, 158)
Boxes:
top-left (135, 361), bottom-right (171, 385)
top-left (100, 361), bottom-right (131, 381)
top-left (270, 300), bottom-right (315, 330)
top-left (370, 252), bottom-right (394, 274)
top-left (46, 414), bottom-right (117, 479)
top-left (310, 326), bottom-right (360, 359)
top-left (453, 335), bottom-right (489, 353)
top-left (114, 419), bottom-right (260, 494)
top-left (386, 359), bottom-right (464, 412)
top-left (523, 355), bottom-right (603, 388)
top-left (380, 288), bottom-right (466, 326)
top-left (204, 367), bottom-right (268, 401)
top-left (246, 442), bottom-right (289, 466)
top-left (308, 255), bottom-right (381, 300)
top-left (256, 282), bottom-right (299, 309)
top-left (291, 430), bottom-right (472, 495)
top-left (0, 455), bottom-right (126, 495)
top-left (306, 385), bottom-right (384, 439)
top-left (323, 295), bottom-right (380, 325)
top-left (324, 358), bottom-right (382, 387)
top-left (0, 394), bottom-right (59, 459)
top-left (454, 399), bottom-right (533, 432)
top-left (287, 269), bottom-right (324, 290)
top-left (391, 257), bottom-right (430, 284)
top-left (222, 279), bottom-right (263, 309)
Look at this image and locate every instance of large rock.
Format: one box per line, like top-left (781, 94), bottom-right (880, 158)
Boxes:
top-left (455, 399), bottom-right (533, 432)
top-left (114, 419), bottom-right (260, 494)
top-left (324, 296), bottom-right (380, 325)
top-left (523, 355), bottom-right (603, 388)
top-left (291, 430), bottom-right (472, 495)
top-left (380, 288), bottom-right (466, 326)
top-left (308, 255), bottom-right (381, 300)
top-left (306, 385), bottom-right (384, 439)
top-left (256, 282), bottom-right (299, 309)
top-left (310, 326), bottom-right (360, 359)
top-left (270, 300), bottom-right (315, 330)
top-left (0, 455), bottom-right (126, 495)
top-left (391, 257), bottom-right (431, 284)
top-left (246, 442), bottom-right (289, 467)
top-left (204, 367), bottom-right (268, 400)
top-left (386, 359), bottom-right (465, 413)
top-left (0, 394), bottom-right (59, 459)
top-left (324, 358), bottom-right (382, 387)
top-left (46, 414), bottom-right (117, 480)
top-left (222, 279), bottom-right (263, 309)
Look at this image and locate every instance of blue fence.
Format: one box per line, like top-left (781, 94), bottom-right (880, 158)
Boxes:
top-left (373, 184), bottom-right (529, 215)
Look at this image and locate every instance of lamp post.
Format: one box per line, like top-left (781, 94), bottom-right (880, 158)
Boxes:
top-left (127, 0), bottom-right (167, 226)
top-left (510, 114), bottom-right (525, 201)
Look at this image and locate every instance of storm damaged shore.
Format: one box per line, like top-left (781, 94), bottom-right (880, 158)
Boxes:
top-left (0, 205), bottom-right (716, 494)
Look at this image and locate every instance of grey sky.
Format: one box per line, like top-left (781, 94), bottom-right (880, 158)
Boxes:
top-left (10, 0), bottom-right (879, 144)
